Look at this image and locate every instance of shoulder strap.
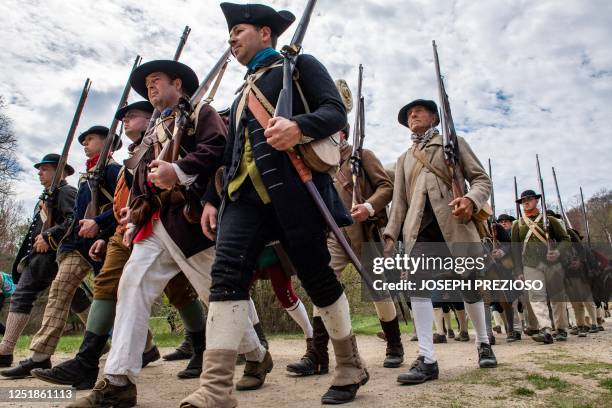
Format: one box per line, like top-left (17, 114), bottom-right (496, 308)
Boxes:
top-left (521, 214), bottom-right (547, 255)
top-left (411, 145), bottom-right (453, 188)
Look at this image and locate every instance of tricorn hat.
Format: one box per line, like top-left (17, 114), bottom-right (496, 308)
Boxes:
top-left (220, 3), bottom-right (295, 36)
top-left (497, 213), bottom-right (516, 222)
top-left (33, 153), bottom-right (75, 176)
top-left (78, 125), bottom-right (123, 151)
top-left (115, 100), bottom-right (154, 121)
top-left (397, 99), bottom-right (440, 128)
top-left (516, 189), bottom-right (542, 204)
top-left (130, 60), bottom-right (199, 100)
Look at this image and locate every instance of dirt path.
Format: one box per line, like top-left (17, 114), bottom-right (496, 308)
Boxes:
top-left (2, 322), bottom-right (611, 407)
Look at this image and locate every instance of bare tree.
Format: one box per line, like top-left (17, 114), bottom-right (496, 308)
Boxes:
top-left (0, 194), bottom-right (27, 271)
top-left (0, 96), bottom-right (19, 196)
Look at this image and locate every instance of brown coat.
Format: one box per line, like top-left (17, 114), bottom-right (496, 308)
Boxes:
top-left (334, 144), bottom-right (393, 255)
top-left (384, 133), bottom-right (491, 257)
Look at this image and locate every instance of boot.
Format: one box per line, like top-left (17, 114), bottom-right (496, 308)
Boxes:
top-left (447, 328), bottom-right (455, 339)
top-left (589, 324), bottom-right (599, 333)
top-left (180, 349), bottom-right (238, 408)
top-left (253, 322), bottom-right (268, 350)
top-left (478, 343), bottom-right (497, 368)
top-left (235, 350), bottom-right (273, 391)
top-left (554, 329), bottom-right (568, 341)
top-left (31, 331), bottom-right (109, 389)
top-left (0, 354), bottom-right (13, 368)
top-left (67, 378), bottom-right (136, 408)
top-left (1, 357), bottom-right (51, 379)
top-left (380, 317), bottom-right (404, 368)
top-left (286, 316), bottom-right (329, 376)
top-left (141, 345), bottom-right (160, 368)
top-left (321, 334), bottom-right (368, 405)
top-left (163, 336), bottom-right (193, 361)
top-left (178, 330), bottom-right (205, 379)
top-left (506, 331), bottom-right (521, 343)
top-left (569, 326), bottom-right (580, 335)
top-left (433, 333), bottom-right (447, 344)
top-left (578, 326), bottom-right (588, 337)
top-left (454, 331), bottom-right (470, 342)
top-left (531, 328), bottom-right (554, 344)
top-left (397, 356), bottom-right (439, 385)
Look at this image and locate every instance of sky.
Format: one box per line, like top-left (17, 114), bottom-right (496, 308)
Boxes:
top-left (1, 0), bottom-right (611, 215)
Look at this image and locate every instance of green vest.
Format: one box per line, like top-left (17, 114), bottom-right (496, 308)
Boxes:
top-left (227, 129), bottom-right (270, 204)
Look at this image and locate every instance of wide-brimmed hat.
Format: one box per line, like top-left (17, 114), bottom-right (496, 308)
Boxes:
top-left (115, 100), bottom-right (154, 120)
top-left (220, 3), bottom-right (295, 36)
top-left (129, 60), bottom-right (199, 100)
top-left (397, 99), bottom-right (440, 128)
top-left (516, 189), bottom-right (541, 204)
top-left (497, 213), bottom-right (516, 222)
top-left (78, 125), bottom-right (123, 151)
top-left (33, 153), bottom-right (75, 176)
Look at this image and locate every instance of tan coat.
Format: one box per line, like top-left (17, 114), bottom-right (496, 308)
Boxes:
top-left (334, 144), bottom-right (393, 255)
top-left (383, 133), bottom-right (491, 257)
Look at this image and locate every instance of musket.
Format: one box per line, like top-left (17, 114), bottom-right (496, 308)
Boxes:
top-left (514, 176), bottom-right (522, 219)
top-left (487, 158), bottom-right (498, 247)
top-left (84, 56), bottom-right (141, 219)
top-left (157, 46), bottom-right (231, 165)
top-left (154, 46), bottom-right (231, 223)
top-left (273, 0), bottom-right (370, 283)
top-left (433, 40), bottom-right (464, 205)
top-left (145, 26), bottom-right (192, 132)
top-left (551, 167), bottom-right (572, 229)
top-left (42, 78), bottom-right (92, 230)
top-left (579, 187), bottom-right (591, 250)
top-left (536, 154), bottom-right (553, 251)
top-left (350, 64), bottom-right (364, 207)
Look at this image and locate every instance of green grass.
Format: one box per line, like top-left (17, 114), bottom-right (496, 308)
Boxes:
top-left (599, 378), bottom-right (612, 393)
top-left (542, 361), bottom-right (612, 379)
top-left (512, 387), bottom-right (535, 397)
top-left (9, 313), bottom-right (413, 354)
top-left (526, 373), bottom-right (570, 391)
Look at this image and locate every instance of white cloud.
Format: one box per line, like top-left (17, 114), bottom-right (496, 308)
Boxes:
top-left (1, 0), bottom-right (611, 216)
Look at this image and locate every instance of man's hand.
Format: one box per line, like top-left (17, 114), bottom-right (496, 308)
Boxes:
top-left (491, 248), bottom-right (506, 260)
top-left (78, 219), bottom-right (99, 238)
top-left (264, 117), bottom-right (302, 151)
top-left (546, 249), bottom-right (561, 263)
top-left (350, 204), bottom-right (370, 223)
top-left (89, 239), bottom-right (107, 261)
top-left (449, 197), bottom-right (474, 222)
top-left (119, 207), bottom-right (131, 226)
top-left (33, 234), bottom-right (50, 253)
top-left (148, 160), bottom-right (178, 190)
top-left (123, 226), bottom-right (135, 247)
top-left (201, 203), bottom-right (218, 241)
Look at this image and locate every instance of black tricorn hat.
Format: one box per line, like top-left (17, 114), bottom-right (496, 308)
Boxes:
top-left (115, 100), bottom-right (154, 120)
top-left (220, 2), bottom-right (296, 36)
top-left (33, 153), bottom-right (75, 176)
top-left (129, 60), bottom-right (199, 100)
top-left (516, 189), bottom-right (542, 204)
top-left (497, 213), bottom-right (516, 222)
top-left (398, 99), bottom-right (440, 128)
top-left (546, 210), bottom-right (562, 219)
top-left (78, 125), bottom-right (123, 151)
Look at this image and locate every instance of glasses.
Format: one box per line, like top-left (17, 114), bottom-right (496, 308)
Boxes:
top-left (123, 113), bottom-right (150, 121)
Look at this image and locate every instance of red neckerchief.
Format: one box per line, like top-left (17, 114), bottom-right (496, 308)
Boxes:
top-left (86, 154), bottom-right (100, 171)
top-left (524, 207), bottom-right (540, 218)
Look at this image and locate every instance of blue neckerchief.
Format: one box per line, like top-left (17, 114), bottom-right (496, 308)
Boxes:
top-left (247, 47), bottom-right (280, 73)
